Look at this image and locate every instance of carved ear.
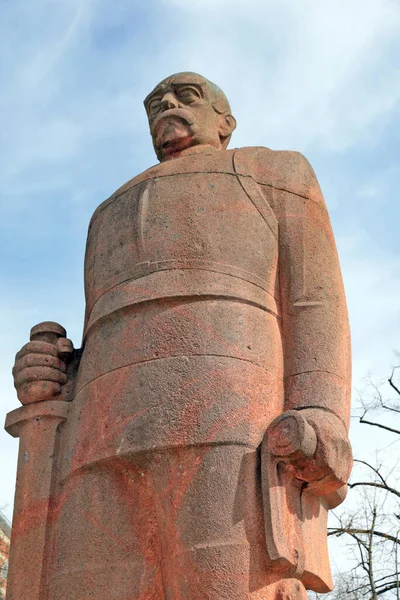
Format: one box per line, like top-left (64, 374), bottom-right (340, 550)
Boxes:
top-left (219, 114), bottom-right (237, 137)
top-left (219, 114), bottom-right (237, 148)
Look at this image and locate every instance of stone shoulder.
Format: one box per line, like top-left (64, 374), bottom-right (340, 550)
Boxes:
top-left (236, 146), bottom-right (326, 209)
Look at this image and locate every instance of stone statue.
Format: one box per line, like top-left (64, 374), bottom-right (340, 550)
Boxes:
top-left (6, 72), bottom-right (352, 600)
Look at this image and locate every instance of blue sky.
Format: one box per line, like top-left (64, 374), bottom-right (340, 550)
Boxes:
top-left (1, 0), bottom-right (400, 563)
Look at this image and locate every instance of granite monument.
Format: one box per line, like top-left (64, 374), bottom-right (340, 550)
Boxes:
top-left (6, 72), bottom-right (352, 599)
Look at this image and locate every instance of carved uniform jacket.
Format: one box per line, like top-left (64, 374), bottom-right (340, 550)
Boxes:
top-left (59, 145), bottom-right (351, 477)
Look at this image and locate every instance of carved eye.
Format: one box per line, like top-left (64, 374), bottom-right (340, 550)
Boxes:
top-left (175, 86), bottom-right (201, 104)
top-left (147, 97), bottom-right (162, 116)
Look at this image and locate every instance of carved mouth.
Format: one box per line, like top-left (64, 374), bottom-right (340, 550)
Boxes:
top-left (152, 108), bottom-right (195, 134)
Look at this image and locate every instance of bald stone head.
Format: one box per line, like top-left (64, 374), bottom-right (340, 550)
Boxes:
top-left (144, 72), bottom-right (237, 162)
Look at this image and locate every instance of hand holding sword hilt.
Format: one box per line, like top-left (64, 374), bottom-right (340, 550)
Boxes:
top-left (12, 321), bottom-right (73, 405)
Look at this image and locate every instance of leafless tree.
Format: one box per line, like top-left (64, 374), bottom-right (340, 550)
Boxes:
top-left (310, 367), bottom-right (400, 599)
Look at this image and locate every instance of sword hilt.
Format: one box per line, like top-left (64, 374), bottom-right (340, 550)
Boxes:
top-left (19, 322), bottom-right (73, 404)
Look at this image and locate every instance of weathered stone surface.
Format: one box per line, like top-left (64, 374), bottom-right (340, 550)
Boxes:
top-left (6, 72), bottom-right (352, 599)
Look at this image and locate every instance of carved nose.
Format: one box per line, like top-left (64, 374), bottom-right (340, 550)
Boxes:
top-left (160, 92), bottom-right (179, 110)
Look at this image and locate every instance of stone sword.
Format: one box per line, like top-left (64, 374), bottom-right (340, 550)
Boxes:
top-left (5, 322), bottom-right (72, 600)
top-left (261, 410), bottom-right (347, 591)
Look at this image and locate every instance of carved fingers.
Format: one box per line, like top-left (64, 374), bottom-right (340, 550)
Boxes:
top-left (12, 323), bottom-right (74, 405)
top-left (302, 408), bottom-right (353, 492)
top-left (266, 409), bottom-right (352, 494)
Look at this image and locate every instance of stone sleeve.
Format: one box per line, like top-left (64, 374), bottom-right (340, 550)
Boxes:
top-left (276, 153), bottom-right (351, 430)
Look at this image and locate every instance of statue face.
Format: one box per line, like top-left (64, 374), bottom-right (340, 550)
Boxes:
top-left (144, 73), bottom-right (233, 162)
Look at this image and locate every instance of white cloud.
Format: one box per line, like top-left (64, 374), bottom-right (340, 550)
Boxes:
top-left (0, 0), bottom-right (143, 189)
top-left (160, 0), bottom-right (400, 152)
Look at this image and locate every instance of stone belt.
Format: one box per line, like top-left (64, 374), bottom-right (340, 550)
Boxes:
top-left (84, 267), bottom-right (278, 337)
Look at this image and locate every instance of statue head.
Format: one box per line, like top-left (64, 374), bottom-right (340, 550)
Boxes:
top-left (144, 72), bottom-right (237, 162)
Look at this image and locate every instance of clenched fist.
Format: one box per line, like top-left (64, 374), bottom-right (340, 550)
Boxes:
top-left (266, 408), bottom-right (352, 495)
top-left (12, 321), bottom-right (73, 405)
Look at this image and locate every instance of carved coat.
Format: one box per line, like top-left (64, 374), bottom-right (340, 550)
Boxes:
top-left (52, 145), bottom-right (350, 595)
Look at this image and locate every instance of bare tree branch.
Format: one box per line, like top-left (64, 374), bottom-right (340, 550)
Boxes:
top-left (368, 508), bottom-right (378, 599)
top-left (376, 582), bottom-right (400, 596)
top-left (353, 459), bottom-right (388, 486)
top-left (328, 528), bottom-right (400, 545)
top-left (359, 414), bottom-right (400, 435)
top-left (348, 481), bottom-right (400, 500)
